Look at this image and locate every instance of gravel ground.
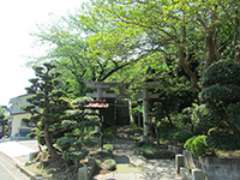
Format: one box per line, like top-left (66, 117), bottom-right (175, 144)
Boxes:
top-left (95, 140), bottom-right (184, 180)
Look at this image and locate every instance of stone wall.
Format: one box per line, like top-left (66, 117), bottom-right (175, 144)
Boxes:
top-left (182, 150), bottom-right (240, 180)
top-left (199, 157), bottom-right (240, 180)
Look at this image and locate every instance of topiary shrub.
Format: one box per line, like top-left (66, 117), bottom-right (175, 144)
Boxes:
top-left (184, 135), bottom-right (208, 157)
top-left (197, 61), bottom-right (240, 151)
top-left (192, 104), bottom-right (218, 134)
top-left (207, 128), bottom-right (240, 150)
top-left (201, 61), bottom-right (240, 106)
top-left (200, 84), bottom-right (240, 105)
top-left (202, 61), bottom-right (240, 87)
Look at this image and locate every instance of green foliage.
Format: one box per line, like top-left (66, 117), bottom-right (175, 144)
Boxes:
top-left (198, 61), bottom-right (240, 151)
top-left (0, 107), bottom-right (7, 120)
top-left (201, 61), bottom-right (240, 109)
top-left (55, 98), bottom-right (101, 163)
top-left (25, 63), bottom-right (71, 159)
top-left (171, 130), bottom-right (193, 144)
top-left (30, 0), bottom-right (240, 153)
top-left (103, 144), bottom-right (114, 153)
top-left (101, 159), bottom-right (116, 171)
top-left (155, 102), bottom-right (198, 144)
top-left (207, 128), bottom-right (240, 150)
top-left (184, 135), bottom-right (208, 157)
top-left (227, 103), bottom-right (240, 131)
top-left (201, 84), bottom-right (240, 105)
top-left (192, 104), bottom-right (217, 134)
top-left (202, 61), bottom-right (240, 87)
top-left (25, 63), bottom-right (100, 164)
top-left (0, 106), bottom-right (9, 137)
top-left (56, 137), bottom-right (76, 151)
top-left (34, 127), bottom-right (45, 145)
top-left (157, 123), bottom-right (193, 144)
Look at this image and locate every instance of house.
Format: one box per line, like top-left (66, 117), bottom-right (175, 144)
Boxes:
top-left (8, 94), bottom-right (33, 138)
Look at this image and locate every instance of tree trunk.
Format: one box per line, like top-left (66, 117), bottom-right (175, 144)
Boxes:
top-left (206, 29), bottom-right (217, 66)
top-left (43, 124), bottom-right (58, 160)
top-left (179, 53), bottom-right (199, 91)
top-left (179, 20), bottom-right (200, 91)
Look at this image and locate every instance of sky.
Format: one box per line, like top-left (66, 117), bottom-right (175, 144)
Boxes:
top-left (0, 0), bottom-right (83, 105)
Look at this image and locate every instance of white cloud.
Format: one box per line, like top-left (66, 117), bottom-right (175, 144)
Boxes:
top-left (0, 0), bottom-right (84, 105)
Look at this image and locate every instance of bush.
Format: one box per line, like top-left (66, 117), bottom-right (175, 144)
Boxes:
top-left (202, 61), bottom-right (240, 87)
top-left (197, 61), bottom-right (240, 151)
top-left (192, 104), bottom-right (217, 134)
top-left (227, 103), bottom-right (240, 130)
top-left (200, 84), bottom-right (240, 104)
top-left (101, 159), bottom-right (116, 171)
top-left (207, 128), bottom-right (240, 150)
top-left (184, 135), bottom-right (208, 157)
top-left (172, 130), bottom-right (193, 143)
top-left (157, 124), bottom-right (192, 144)
top-left (103, 144), bottom-right (114, 152)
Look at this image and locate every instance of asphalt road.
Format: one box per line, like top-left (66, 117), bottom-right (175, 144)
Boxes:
top-left (0, 161), bottom-right (14, 180)
top-left (0, 152), bottom-right (30, 180)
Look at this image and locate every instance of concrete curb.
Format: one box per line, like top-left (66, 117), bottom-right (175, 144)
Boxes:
top-left (0, 140), bottom-right (42, 179)
top-left (0, 150), bottom-right (42, 180)
top-left (15, 161), bottom-right (43, 180)
top-left (11, 153), bottom-right (43, 180)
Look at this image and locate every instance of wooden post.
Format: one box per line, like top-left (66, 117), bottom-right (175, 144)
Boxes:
top-left (143, 88), bottom-right (149, 142)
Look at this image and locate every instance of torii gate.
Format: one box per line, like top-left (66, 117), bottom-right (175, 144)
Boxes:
top-left (84, 81), bottom-right (120, 100)
top-left (84, 81), bottom-right (131, 126)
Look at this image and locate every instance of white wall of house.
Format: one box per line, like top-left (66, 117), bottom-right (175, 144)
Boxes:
top-left (11, 113), bottom-right (31, 137)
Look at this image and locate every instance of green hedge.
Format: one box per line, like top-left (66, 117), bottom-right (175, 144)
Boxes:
top-left (202, 61), bottom-right (240, 87)
top-left (200, 84), bottom-right (240, 104)
top-left (184, 135), bottom-right (208, 157)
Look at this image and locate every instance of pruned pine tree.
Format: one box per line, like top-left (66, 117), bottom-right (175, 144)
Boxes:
top-left (56, 97), bottom-right (101, 167)
top-left (25, 63), bottom-right (71, 160)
